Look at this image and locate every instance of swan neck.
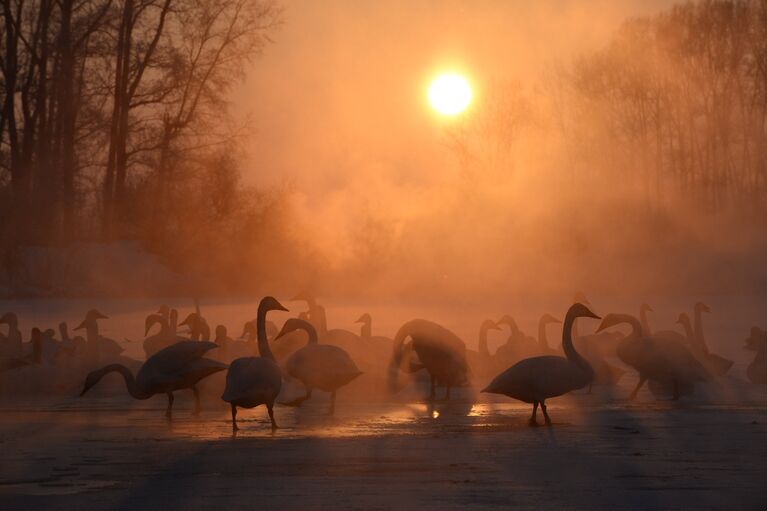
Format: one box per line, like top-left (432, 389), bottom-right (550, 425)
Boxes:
top-left (360, 321), bottom-right (371, 338)
top-left (639, 309), bottom-right (651, 336)
top-left (478, 324), bottom-right (490, 357)
top-left (562, 313), bottom-right (589, 370)
top-left (100, 364), bottom-right (146, 399)
top-left (538, 319), bottom-right (549, 350)
top-left (693, 309), bottom-right (708, 352)
top-left (256, 306), bottom-right (276, 362)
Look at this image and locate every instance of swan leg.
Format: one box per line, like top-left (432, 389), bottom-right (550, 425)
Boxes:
top-left (541, 401), bottom-right (552, 425)
top-left (629, 376), bottom-right (646, 400)
top-left (267, 403), bottom-right (278, 430)
top-left (165, 392), bottom-right (174, 419)
top-left (231, 404), bottom-right (239, 431)
top-left (529, 401), bottom-right (539, 427)
top-left (329, 391), bottom-right (336, 415)
top-left (191, 386), bottom-right (201, 416)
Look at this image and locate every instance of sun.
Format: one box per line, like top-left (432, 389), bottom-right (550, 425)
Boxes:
top-left (428, 73), bottom-right (472, 116)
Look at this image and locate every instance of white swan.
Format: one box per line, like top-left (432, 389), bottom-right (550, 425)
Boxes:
top-left (221, 297), bottom-right (287, 431)
top-left (482, 303), bottom-right (599, 426)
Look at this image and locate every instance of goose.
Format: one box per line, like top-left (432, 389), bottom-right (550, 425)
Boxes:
top-left (745, 327), bottom-right (767, 384)
top-left (0, 312), bottom-right (23, 358)
top-left (73, 310), bottom-right (124, 365)
top-left (481, 303), bottom-right (599, 426)
top-left (221, 297), bottom-right (287, 431)
top-left (676, 312), bottom-right (733, 376)
top-left (389, 319), bottom-right (468, 401)
top-left (277, 318), bottom-right (362, 414)
top-left (596, 313), bottom-right (710, 400)
top-left (80, 340), bottom-right (227, 418)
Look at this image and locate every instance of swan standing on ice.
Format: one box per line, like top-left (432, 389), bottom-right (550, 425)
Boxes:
top-left (278, 318), bottom-right (362, 414)
top-left (482, 303), bottom-right (599, 426)
top-left (389, 319), bottom-right (468, 401)
top-left (80, 340), bottom-right (227, 418)
top-left (221, 297), bottom-right (287, 431)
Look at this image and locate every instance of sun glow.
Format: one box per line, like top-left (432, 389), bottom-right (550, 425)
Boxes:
top-left (428, 73), bottom-right (472, 116)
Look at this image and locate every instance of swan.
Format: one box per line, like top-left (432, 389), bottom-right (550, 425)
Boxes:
top-left (353, 312), bottom-right (395, 364)
top-left (221, 297), bottom-right (287, 431)
top-left (536, 313), bottom-right (561, 355)
top-left (179, 312), bottom-right (211, 341)
top-left (596, 313), bottom-right (710, 400)
top-left (481, 303), bottom-right (599, 426)
top-left (58, 322), bottom-right (86, 360)
top-left (73, 310), bottom-right (124, 365)
top-left (494, 315), bottom-right (537, 366)
top-left (277, 318), bottom-right (362, 414)
top-left (290, 292), bottom-right (328, 337)
top-left (80, 340), bottom-right (227, 417)
top-left (676, 312), bottom-right (733, 376)
top-left (143, 310), bottom-right (187, 358)
top-left (0, 312), bottom-right (23, 358)
top-left (745, 327), bottom-right (767, 384)
top-left (389, 319), bottom-right (468, 401)
top-left (467, 319), bottom-right (502, 376)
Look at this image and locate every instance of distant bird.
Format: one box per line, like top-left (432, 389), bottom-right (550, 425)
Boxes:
top-left (0, 312), bottom-right (23, 358)
top-left (482, 303), bottom-right (599, 426)
top-left (536, 313), bottom-right (561, 355)
top-left (73, 310), bottom-right (124, 365)
top-left (278, 318), bottom-right (362, 414)
top-left (80, 340), bottom-right (227, 418)
top-left (596, 313), bottom-right (710, 400)
top-left (58, 322), bottom-right (86, 360)
top-left (143, 310), bottom-right (186, 358)
top-left (467, 319), bottom-right (502, 376)
top-left (494, 315), bottom-right (537, 366)
top-left (290, 292), bottom-right (328, 337)
top-left (744, 327), bottom-right (767, 384)
top-left (221, 297), bottom-right (287, 431)
top-left (179, 312), bottom-right (211, 342)
top-left (390, 319), bottom-right (468, 401)
top-left (677, 311), bottom-right (733, 376)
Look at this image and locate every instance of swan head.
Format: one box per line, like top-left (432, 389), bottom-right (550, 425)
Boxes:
top-left (74, 310), bottom-right (108, 330)
top-left (497, 315), bottom-right (518, 330)
top-left (259, 296), bottom-right (289, 315)
top-left (596, 313), bottom-right (628, 333)
top-left (289, 292), bottom-right (315, 306)
top-left (540, 313), bottom-right (561, 324)
top-left (568, 302), bottom-right (600, 322)
top-left (355, 313), bottom-right (372, 324)
top-left (80, 370), bottom-right (102, 396)
top-left (640, 303), bottom-right (653, 313)
top-left (480, 319), bottom-right (501, 331)
top-left (275, 318), bottom-right (314, 340)
top-left (694, 302), bottom-right (711, 313)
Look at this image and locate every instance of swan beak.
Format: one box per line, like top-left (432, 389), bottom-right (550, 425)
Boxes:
top-left (93, 311), bottom-right (109, 320)
top-left (354, 315), bottom-right (366, 323)
top-left (73, 320), bottom-right (87, 331)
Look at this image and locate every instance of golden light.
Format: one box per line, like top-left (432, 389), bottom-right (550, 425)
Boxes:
top-left (428, 73), bottom-right (472, 116)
